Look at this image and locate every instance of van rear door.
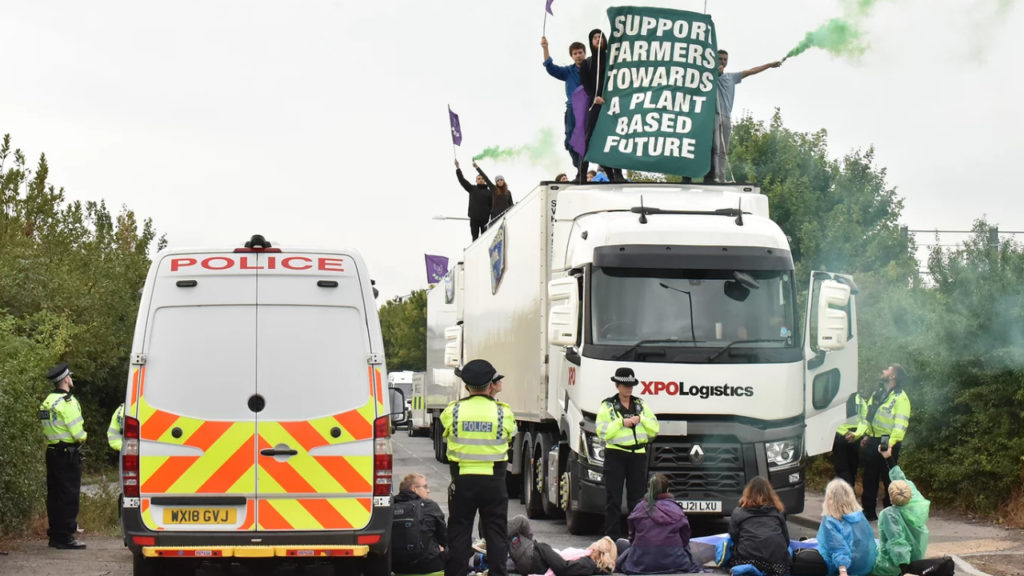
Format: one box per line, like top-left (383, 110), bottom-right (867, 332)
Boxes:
top-left (253, 252), bottom-right (378, 531)
top-left (136, 253), bottom-right (258, 532)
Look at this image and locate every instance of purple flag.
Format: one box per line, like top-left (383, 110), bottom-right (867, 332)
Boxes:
top-left (545, 0), bottom-right (554, 15)
top-left (448, 106), bottom-right (462, 146)
top-left (425, 254), bottom-right (449, 284)
top-left (570, 85), bottom-right (588, 157)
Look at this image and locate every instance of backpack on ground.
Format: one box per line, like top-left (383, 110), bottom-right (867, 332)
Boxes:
top-left (391, 498), bottom-right (426, 566)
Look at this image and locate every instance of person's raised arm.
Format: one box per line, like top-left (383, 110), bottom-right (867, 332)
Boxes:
top-left (474, 161), bottom-right (495, 191)
top-left (542, 36), bottom-right (551, 62)
top-left (741, 60), bottom-right (782, 79)
top-left (455, 159), bottom-right (474, 193)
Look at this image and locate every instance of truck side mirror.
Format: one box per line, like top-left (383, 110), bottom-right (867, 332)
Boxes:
top-left (388, 387), bottom-right (408, 426)
top-left (443, 325), bottom-right (463, 367)
top-left (816, 279), bottom-right (851, 351)
top-left (548, 277), bottom-right (580, 346)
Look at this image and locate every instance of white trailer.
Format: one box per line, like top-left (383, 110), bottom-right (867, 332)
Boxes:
top-left (424, 264), bottom-right (463, 461)
top-left (432, 182), bottom-right (858, 534)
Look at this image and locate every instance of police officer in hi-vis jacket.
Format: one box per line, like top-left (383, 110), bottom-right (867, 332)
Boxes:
top-left (39, 362), bottom-right (87, 549)
top-left (596, 367), bottom-right (660, 539)
top-left (441, 359), bottom-right (517, 576)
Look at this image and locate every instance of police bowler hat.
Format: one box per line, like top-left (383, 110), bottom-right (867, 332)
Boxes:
top-left (457, 359), bottom-right (504, 388)
top-left (611, 367), bottom-right (638, 386)
top-left (47, 362), bottom-right (73, 384)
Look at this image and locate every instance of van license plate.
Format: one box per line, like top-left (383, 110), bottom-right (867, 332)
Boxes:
top-left (163, 508), bottom-right (237, 524)
top-left (676, 500), bottom-right (722, 513)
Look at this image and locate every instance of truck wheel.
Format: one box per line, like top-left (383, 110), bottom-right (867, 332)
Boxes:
top-left (523, 433), bottom-right (544, 518)
top-left (561, 469), bottom-right (600, 535)
top-left (535, 432), bottom-right (562, 518)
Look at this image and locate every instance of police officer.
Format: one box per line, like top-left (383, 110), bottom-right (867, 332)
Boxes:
top-left (596, 367), bottom-right (660, 539)
top-left (832, 389), bottom-right (870, 487)
top-left (39, 362), bottom-right (87, 549)
top-left (441, 359), bottom-right (517, 576)
top-left (107, 402), bottom-right (125, 451)
top-left (860, 363), bottom-right (911, 520)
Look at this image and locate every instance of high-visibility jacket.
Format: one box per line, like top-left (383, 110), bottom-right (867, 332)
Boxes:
top-left (441, 394), bottom-right (517, 475)
top-left (107, 403), bottom-right (125, 451)
top-left (39, 390), bottom-right (87, 445)
top-left (867, 386), bottom-right (911, 444)
top-left (596, 395), bottom-right (659, 453)
top-left (836, 392), bottom-right (869, 439)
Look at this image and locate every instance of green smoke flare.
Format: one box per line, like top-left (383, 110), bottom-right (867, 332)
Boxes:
top-left (473, 128), bottom-right (557, 164)
top-left (785, 18), bottom-right (867, 60)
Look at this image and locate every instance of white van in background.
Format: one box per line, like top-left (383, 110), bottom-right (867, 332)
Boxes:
top-left (119, 234), bottom-right (402, 576)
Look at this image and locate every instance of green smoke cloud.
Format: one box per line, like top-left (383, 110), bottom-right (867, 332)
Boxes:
top-left (472, 128), bottom-right (557, 164)
top-left (785, 17), bottom-right (867, 60)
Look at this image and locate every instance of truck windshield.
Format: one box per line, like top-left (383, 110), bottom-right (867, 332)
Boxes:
top-left (589, 267), bottom-right (799, 362)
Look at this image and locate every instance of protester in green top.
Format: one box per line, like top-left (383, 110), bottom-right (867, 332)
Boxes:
top-left (873, 444), bottom-right (930, 576)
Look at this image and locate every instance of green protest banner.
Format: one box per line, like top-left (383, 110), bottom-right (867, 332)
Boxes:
top-left (585, 6), bottom-right (718, 178)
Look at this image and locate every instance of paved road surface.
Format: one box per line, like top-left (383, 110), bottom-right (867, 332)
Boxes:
top-left (1, 431), bottom-right (1018, 575)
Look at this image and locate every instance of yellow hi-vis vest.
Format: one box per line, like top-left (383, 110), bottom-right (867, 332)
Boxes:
top-left (441, 394), bottom-right (517, 475)
top-left (39, 391), bottom-right (87, 445)
top-left (596, 395), bottom-right (660, 453)
top-left (836, 392), bottom-right (869, 439)
top-left (107, 403), bottom-right (125, 451)
top-left (868, 387), bottom-right (911, 444)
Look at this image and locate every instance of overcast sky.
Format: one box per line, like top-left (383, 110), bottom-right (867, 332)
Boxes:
top-left (2, 0), bottom-right (1022, 300)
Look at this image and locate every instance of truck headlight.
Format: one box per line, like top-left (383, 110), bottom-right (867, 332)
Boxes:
top-left (766, 438), bottom-right (800, 470)
top-left (581, 431), bottom-right (606, 465)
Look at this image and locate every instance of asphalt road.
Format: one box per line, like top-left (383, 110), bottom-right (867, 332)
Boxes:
top-left (0, 430), bottom-right (818, 576)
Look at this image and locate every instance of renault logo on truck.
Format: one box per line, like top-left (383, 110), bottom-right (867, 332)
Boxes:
top-left (640, 380), bottom-right (754, 397)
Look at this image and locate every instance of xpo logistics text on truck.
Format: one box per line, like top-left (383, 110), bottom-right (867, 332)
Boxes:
top-left (425, 182), bottom-right (858, 534)
top-left (119, 234), bottom-right (403, 576)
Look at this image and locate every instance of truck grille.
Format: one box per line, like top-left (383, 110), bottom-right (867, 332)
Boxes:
top-left (649, 442), bottom-right (745, 494)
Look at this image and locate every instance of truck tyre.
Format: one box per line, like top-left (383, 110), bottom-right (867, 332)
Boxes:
top-left (561, 464), bottom-right (601, 535)
top-left (535, 432), bottom-right (563, 518)
top-left (523, 433), bottom-right (545, 518)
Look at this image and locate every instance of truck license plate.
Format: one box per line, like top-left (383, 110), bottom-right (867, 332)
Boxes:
top-left (676, 500), bottom-right (722, 513)
top-left (163, 508), bottom-right (237, 524)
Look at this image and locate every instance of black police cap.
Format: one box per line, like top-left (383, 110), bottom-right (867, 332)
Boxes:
top-left (458, 359), bottom-right (503, 388)
top-left (47, 362), bottom-right (72, 384)
top-left (611, 367), bottom-right (638, 386)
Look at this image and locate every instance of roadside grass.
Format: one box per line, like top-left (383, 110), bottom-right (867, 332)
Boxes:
top-left (1000, 479), bottom-right (1024, 529)
top-left (77, 472), bottom-right (121, 537)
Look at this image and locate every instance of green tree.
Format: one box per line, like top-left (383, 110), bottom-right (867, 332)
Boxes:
top-left (0, 133), bottom-right (162, 534)
top-left (379, 290), bottom-right (427, 372)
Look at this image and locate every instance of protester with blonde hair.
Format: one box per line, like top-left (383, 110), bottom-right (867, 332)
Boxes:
top-left (813, 479), bottom-right (878, 576)
top-left (507, 515), bottom-right (617, 575)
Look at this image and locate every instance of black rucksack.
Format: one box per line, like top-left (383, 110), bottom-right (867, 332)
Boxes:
top-left (391, 498), bottom-right (426, 565)
top-left (900, 556), bottom-right (955, 576)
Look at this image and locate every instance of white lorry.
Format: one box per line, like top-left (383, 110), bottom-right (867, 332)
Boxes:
top-left (430, 182), bottom-right (858, 533)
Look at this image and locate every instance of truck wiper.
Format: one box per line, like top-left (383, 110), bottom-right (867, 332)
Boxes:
top-left (706, 339), bottom-right (787, 362)
top-left (615, 339), bottom-right (680, 361)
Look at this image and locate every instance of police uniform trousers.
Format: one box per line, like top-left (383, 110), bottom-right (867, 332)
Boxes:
top-left (860, 437), bottom-right (901, 520)
top-left (603, 448), bottom-right (648, 539)
top-left (445, 464), bottom-right (508, 576)
top-left (46, 443), bottom-right (82, 544)
top-left (831, 432), bottom-right (861, 487)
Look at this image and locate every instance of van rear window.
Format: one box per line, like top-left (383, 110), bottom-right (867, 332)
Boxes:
top-left (256, 305), bottom-right (370, 419)
top-left (145, 306), bottom-right (257, 421)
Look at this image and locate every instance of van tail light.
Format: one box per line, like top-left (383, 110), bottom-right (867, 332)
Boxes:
top-left (372, 416), bottom-right (392, 496)
top-left (122, 416), bottom-right (140, 498)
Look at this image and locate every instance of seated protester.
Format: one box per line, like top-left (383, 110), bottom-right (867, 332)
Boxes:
top-left (617, 473), bottom-right (702, 574)
top-left (873, 445), bottom-right (931, 576)
top-left (727, 476), bottom-right (792, 576)
top-left (508, 515), bottom-right (617, 576)
top-left (815, 478), bottom-right (878, 576)
top-left (392, 473), bottom-right (446, 574)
